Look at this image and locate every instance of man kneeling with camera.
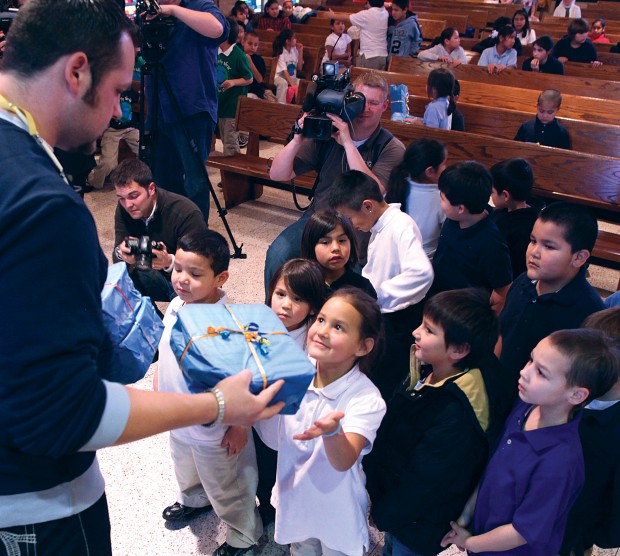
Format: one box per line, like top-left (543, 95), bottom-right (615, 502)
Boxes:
top-left (112, 158), bottom-right (207, 306)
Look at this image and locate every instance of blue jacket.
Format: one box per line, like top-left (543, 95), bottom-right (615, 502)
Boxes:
top-left (388, 13), bottom-right (422, 57)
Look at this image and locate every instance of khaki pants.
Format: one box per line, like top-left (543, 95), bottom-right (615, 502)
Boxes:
top-left (169, 432), bottom-right (262, 548)
top-left (88, 127), bottom-right (139, 188)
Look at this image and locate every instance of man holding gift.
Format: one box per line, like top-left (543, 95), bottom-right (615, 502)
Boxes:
top-left (0, 2), bottom-right (283, 554)
top-left (112, 158), bottom-right (207, 306)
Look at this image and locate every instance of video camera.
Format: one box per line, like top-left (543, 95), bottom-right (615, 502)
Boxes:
top-left (300, 61), bottom-right (366, 141)
top-left (125, 236), bottom-right (163, 270)
top-left (134, 0), bottom-right (176, 64)
top-left (0, 10), bottom-right (16, 34)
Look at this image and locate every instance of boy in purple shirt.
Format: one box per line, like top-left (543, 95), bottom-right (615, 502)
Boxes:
top-left (441, 328), bottom-right (618, 555)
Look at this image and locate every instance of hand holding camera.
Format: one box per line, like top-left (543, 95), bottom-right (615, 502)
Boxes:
top-left (120, 236), bottom-right (169, 271)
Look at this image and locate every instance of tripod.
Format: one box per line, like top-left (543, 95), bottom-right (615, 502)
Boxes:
top-left (138, 52), bottom-right (246, 259)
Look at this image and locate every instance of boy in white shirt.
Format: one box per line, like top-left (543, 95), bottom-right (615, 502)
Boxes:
top-left (329, 170), bottom-right (434, 398)
top-left (328, 0), bottom-right (388, 70)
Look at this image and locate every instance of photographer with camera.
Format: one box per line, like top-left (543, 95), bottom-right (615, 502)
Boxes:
top-left (264, 70), bottom-right (404, 289)
top-left (143, 0), bottom-right (228, 226)
top-left (112, 158), bottom-right (207, 306)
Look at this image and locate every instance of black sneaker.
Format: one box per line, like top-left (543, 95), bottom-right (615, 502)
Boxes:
top-left (213, 543), bottom-right (256, 556)
top-left (238, 135), bottom-right (249, 149)
top-left (162, 501), bottom-right (211, 522)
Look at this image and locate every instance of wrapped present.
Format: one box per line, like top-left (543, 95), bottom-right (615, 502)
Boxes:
top-left (390, 83), bottom-right (410, 122)
top-left (101, 262), bottom-right (164, 384)
top-left (171, 303), bottom-right (316, 414)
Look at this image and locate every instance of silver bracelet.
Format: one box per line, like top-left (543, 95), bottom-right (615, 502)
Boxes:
top-left (114, 245), bottom-right (123, 261)
top-left (204, 387), bottom-right (225, 428)
top-left (324, 421), bottom-right (342, 437)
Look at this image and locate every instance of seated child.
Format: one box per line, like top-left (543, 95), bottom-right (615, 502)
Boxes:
top-left (514, 89), bottom-right (572, 150)
top-left (553, 18), bottom-right (601, 65)
top-left (477, 24), bottom-right (518, 74)
top-left (254, 288), bottom-right (387, 555)
top-left (300, 209), bottom-right (377, 298)
top-left (554, 0), bottom-right (581, 18)
top-left (473, 17), bottom-right (523, 56)
top-left (217, 19), bottom-right (253, 157)
top-left (442, 328), bottom-right (618, 555)
top-left (365, 289), bottom-right (513, 556)
top-left (257, 0), bottom-right (291, 32)
top-left (430, 161), bottom-right (513, 315)
top-left (490, 158), bottom-right (542, 277)
top-left (328, 170), bottom-right (434, 397)
top-left (451, 79), bottom-right (465, 131)
top-left (321, 19), bottom-right (352, 66)
top-left (88, 86), bottom-right (139, 189)
top-left (522, 35), bottom-right (564, 75)
top-left (414, 68), bottom-right (456, 130)
top-left (560, 307), bottom-right (620, 556)
top-left (387, 0), bottom-right (422, 58)
top-left (499, 202), bottom-right (605, 382)
top-left (157, 230), bottom-right (263, 556)
top-left (588, 18), bottom-right (611, 44)
top-left (386, 138), bottom-right (448, 259)
top-left (560, 308), bottom-right (620, 556)
top-left (281, 0), bottom-right (294, 24)
top-left (272, 30), bottom-right (303, 104)
top-left (513, 9), bottom-right (536, 45)
top-left (243, 31), bottom-right (277, 102)
top-left (418, 27), bottom-right (468, 66)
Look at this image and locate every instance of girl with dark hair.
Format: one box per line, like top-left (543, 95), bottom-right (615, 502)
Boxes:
top-left (418, 27), bottom-right (468, 65)
top-left (257, 0), bottom-right (291, 31)
top-left (512, 9), bottom-right (536, 45)
top-left (411, 68), bottom-right (455, 130)
top-left (267, 258), bottom-right (327, 350)
top-left (477, 24), bottom-right (517, 73)
top-left (386, 139), bottom-right (447, 259)
top-left (301, 209), bottom-right (377, 298)
top-left (589, 18), bottom-right (610, 44)
top-left (272, 29), bottom-right (303, 103)
top-left (254, 287), bottom-right (386, 555)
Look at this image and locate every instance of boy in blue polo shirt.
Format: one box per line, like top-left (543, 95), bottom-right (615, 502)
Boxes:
top-left (498, 202), bottom-right (604, 384)
top-left (431, 161), bottom-right (513, 315)
top-left (441, 328), bottom-right (618, 556)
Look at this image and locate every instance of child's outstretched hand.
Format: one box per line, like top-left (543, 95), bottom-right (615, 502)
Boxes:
top-left (293, 411), bottom-right (345, 441)
top-left (440, 521), bottom-right (471, 551)
top-left (221, 425), bottom-right (249, 456)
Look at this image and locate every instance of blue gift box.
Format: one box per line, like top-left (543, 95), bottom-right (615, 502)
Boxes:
top-left (170, 303), bottom-right (316, 414)
top-left (101, 262), bottom-right (164, 384)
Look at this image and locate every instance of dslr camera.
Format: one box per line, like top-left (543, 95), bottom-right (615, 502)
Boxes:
top-left (300, 61), bottom-right (366, 141)
top-left (125, 236), bottom-right (163, 270)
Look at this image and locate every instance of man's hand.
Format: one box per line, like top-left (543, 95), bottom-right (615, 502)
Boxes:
top-left (441, 522), bottom-right (470, 551)
top-left (116, 239), bottom-right (137, 266)
top-left (327, 113), bottom-right (352, 146)
top-left (0, 32), bottom-right (6, 55)
top-left (217, 370), bottom-right (285, 426)
top-left (159, 0), bottom-right (182, 16)
top-left (151, 243), bottom-right (173, 271)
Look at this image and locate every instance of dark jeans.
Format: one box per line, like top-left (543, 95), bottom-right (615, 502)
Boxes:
top-left (152, 112), bottom-right (215, 225)
top-left (0, 494), bottom-right (112, 556)
top-left (130, 268), bottom-right (177, 304)
top-left (383, 533), bottom-right (429, 556)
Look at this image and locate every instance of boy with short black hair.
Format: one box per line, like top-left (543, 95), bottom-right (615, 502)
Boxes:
top-left (328, 169), bottom-right (434, 397)
top-left (499, 202), bottom-right (604, 382)
top-left (431, 161), bottom-right (513, 314)
top-left (443, 328), bottom-right (619, 555)
top-left (243, 31), bottom-right (277, 102)
top-left (514, 89), bottom-right (572, 150)
top-left (217, 18), bottom-right (253, 157)
top-left (156, 229), bottom-right (263, 556)
top-left (387, 0), bottom-right (422, 58)
top-left (365, 288), bottom-right (513, 556)
top-left (490, 158), bottom-right (542, 277)
top-left (560, 307), bottom-right (620, 556)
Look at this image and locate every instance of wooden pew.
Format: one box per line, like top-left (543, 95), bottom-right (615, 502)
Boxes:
top-left (207, 96), bottom-right (619, 275)
top-left (387, 57), bottom-right (620, 101)
top-left (398, 93), bottom-right (620, 159)
top-left (364, 67), bottom-right (620, 126)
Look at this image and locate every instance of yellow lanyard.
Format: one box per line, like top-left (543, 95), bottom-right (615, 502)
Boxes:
top-left (0, 93), bottom-right (69, 184)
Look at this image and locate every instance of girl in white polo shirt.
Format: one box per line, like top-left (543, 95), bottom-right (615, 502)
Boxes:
top-left (255, 288), bottom-right (386, 556)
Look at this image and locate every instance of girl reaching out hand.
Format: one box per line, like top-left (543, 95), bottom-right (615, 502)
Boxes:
top-left (254, 288), bottom-right (386, 555)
